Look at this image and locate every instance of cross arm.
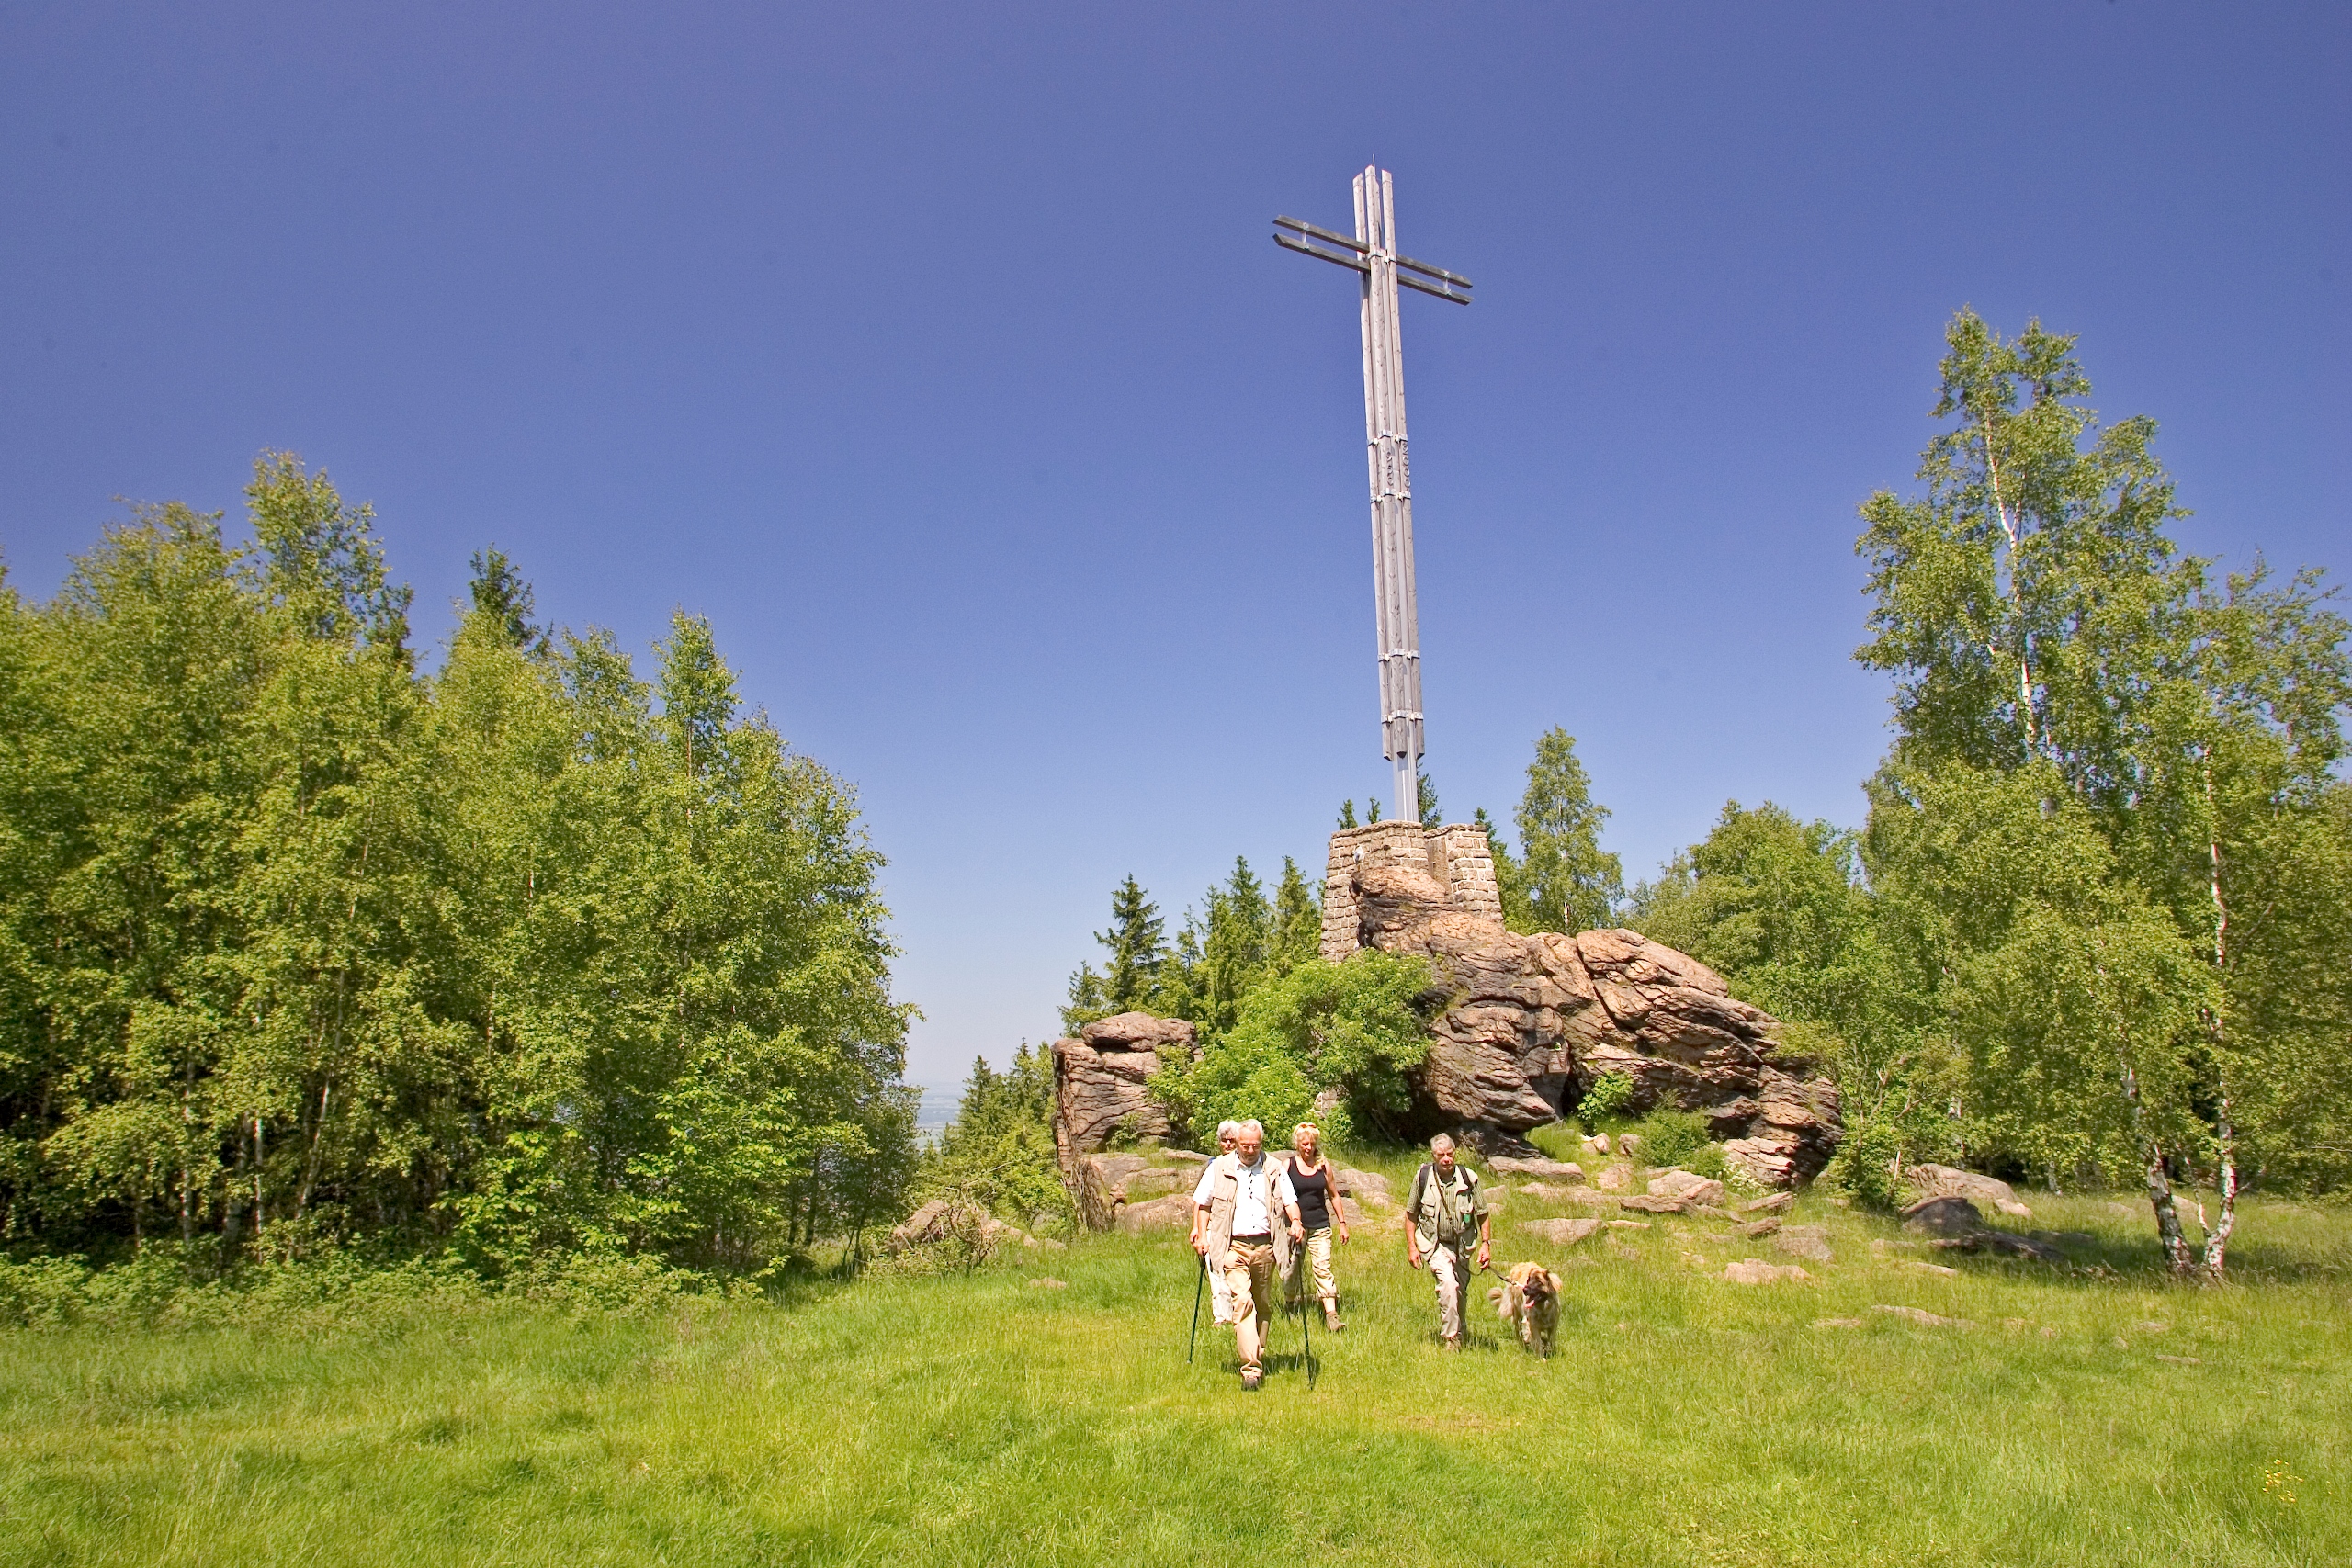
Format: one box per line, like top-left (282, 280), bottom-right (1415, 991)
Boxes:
top-left (1272, 215), bottom-right (1473, 303)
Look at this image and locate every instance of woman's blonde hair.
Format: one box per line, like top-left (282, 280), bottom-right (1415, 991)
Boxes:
top-left (1292, 1122), bottom-right (1324, 1164)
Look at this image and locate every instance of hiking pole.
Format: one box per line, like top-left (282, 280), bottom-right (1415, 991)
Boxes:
top-left (1186, 1251), bottom-right (1205, 1364)
top-left (1298, 1290), bottom-right (1317, 1390)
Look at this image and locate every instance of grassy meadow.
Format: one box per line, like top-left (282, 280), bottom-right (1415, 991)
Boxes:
top-left (2, 1166), bottom-right (2346, 1567)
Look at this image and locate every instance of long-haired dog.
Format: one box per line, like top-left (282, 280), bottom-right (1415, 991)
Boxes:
top-left (1487, 1262), bottom-right (1563, 1357)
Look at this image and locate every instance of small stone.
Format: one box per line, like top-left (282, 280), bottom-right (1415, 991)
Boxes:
top-left (1873, 1303), bottom-right (1973, 1329)
top-left (2137, 1321), bottom-right (2171, 1334)
top-left (1814, 1317), bottom-right (1866, 1329)
top-left (1587, 1134), bottom-right (1612, 1156)
top-left (1616, 1193), bottom-right (1691, 1214)
top-left (2040, 1326), bottom-right (2058, 1339)
top-left (1742, 1218), bottom-right (1782, 1238)
top-left (1724, 1258), bottom-right (1809, 1284)
top-left (1737, 1191), bottom-right (1793, 1215)
top-left (2154, 1354), bottom-right (2201, 1365)
top-left (1616, 1134), bottom-right (1644, 1159)
top-left (1773, 1225), bottom-right (1835, 1263)
top-left (1605, 1220), bottom-right (1652, 1231)
top-left (1027, 1277), bottom-right (1067, 1290)
top-left (1903, 1260), bottom-right (1959, 1278)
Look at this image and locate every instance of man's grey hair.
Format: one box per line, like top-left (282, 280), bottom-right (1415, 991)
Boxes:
top-left (1238, 1120), bottom-right (1265, 1140)
top-left (1216, 1120), bottom-right (1239, 1139)
top-left (1429, 1133), bottom-right (1456, 1154)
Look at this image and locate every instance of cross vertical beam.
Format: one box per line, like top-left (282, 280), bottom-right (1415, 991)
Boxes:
top-left (1275, 167), bottom-right (1471, 823)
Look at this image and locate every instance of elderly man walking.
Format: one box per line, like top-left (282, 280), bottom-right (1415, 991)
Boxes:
top-left (1192, 1119), bottom-right (1295, 1390)
top-left (1405, 1133), bottom-right (1491, 1348)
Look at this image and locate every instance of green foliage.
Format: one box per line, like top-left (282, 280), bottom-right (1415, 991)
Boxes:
top-left (1823, 1117), bottom-right (1905, 1210)
top-left (1576, 1071), bottom-right (1637, 1126)
top-left (1270, 857), bottom-right (1322, 976)
top-left (1515, 728), bottom-right (1623, 933)
top-left (0, 457), bottom-right (913, 1273)
top-left (1336, 799), bottom-right (1358, 829)
top-left (1416, 773), bottom-right (1440, 828)
top-left (1853, 310), bottom-right (2351, 1229)
top-left (1152, 952), bottom-right (1432, 1143)
top-left (1629, 1108), bottom-right (1714, 1171)
top-left (916, 1046), bottom-right (1069, 1232)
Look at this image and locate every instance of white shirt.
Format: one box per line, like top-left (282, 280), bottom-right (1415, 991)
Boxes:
top-left (1193, 1155), bottom-right (1297, 1237)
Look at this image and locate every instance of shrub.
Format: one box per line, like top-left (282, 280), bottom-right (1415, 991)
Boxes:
top-left (1153, 951), bottom-right (1431, 1142)
top-left (1576, 1071), bottom-right (1637, 1126)
top-left (1826, 1117), bottom-right (1904, 1209)
top-left (1631, 1108), bottom-right (1714, 1170)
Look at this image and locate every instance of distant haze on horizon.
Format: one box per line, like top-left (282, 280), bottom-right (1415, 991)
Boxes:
top-left (4, 3), bottom-right (2345, 1086)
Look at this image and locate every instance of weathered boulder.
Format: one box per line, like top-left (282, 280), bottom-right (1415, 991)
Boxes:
top-left (1648, 1170), bottom-right (1725, 1205)
top-left (1901, 1196), bottom-right (1984, 1237)
top-left (1049, 1013), bottom-right (1198, 1169)
top-left (888, 1199), bottom-right (1030, 1256)
top-left (1724, 1259), bottom-right (1810, 1284)
top-left (1903, 1164), bottom-right (2033, 1219)
top-left (1617, 1193), bottom-right (1691, 1214)
top-left (1594, 1162), bottom-right (1638, 1192)
top-left (1320, 822), bottom-right (1841, 1185)
top-left (1519, 1217), bottom-right (1604, 1246)
top-left (1114, 1193), bottom-right (1195, 1235)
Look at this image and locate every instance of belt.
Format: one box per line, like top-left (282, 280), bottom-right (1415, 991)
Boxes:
top-left (1231, 1233), bottom-right (1271, 1244)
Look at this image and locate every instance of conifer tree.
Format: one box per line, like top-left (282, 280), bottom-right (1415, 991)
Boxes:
top-left (1095, 875), bottom-right (1165, 1013)
top-left (1271, 857), bottom-right (1322, 974)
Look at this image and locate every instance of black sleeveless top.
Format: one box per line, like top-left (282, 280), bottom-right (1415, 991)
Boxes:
top-left (1288, 1160), bottom-right (1331, 1229)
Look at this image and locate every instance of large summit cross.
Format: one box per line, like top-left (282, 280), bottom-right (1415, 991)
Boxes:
top-left (1275, 165), bottom-right (1472, 821)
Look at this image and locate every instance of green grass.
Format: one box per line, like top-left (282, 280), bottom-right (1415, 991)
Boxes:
top-left (2, 1181), bottom-right (2346, 1567)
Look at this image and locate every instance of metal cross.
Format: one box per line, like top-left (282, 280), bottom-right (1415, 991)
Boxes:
top-left (1274, 166), bottom-right (1472, 823)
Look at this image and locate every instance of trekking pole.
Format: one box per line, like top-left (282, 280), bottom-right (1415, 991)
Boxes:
top-left (1298, 1289), bottom-right (1317, 1390)
top-left (1185, 1251), bottom-right (1205, 1364)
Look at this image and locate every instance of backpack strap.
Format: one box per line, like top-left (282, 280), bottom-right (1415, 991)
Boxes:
top-left (1408, 1161), bottom-right (1431, 1219)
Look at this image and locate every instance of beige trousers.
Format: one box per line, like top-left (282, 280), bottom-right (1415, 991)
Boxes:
top-left (1284, 1226), bottom-right (1337, 1306)
top-left (1429, 1243), bottom-right (1471, 1340)
top-left (1221, 1241), bottom-right (1277, 1374)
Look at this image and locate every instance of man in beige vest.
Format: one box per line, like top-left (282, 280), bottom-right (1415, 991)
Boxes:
top-left (1191, 1119), bottom-right (1296, 1389)
top-left (1405, 1132), bottom-right (1490, 1348)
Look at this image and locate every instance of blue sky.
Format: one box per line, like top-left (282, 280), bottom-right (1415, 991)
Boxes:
top-left (4, 3), bottom-right (2345, 1087)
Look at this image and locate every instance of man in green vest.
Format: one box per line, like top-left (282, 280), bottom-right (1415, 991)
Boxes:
top-left (1405, 1132), bottom-right (1490, 1348)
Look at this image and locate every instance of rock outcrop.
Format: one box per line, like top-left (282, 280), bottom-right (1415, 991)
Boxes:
top-left (1049, 1012), bottom-right (1198, 1169)
top-left (1321, 820), bottom-right (1842, 1186)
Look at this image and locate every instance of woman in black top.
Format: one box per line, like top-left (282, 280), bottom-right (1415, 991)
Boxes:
top-left (1282, 1122), bottom-right (1351, 1331)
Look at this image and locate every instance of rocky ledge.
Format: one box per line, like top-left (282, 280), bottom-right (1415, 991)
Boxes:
top-left (1328, 826), bottom-right (1841, 1187)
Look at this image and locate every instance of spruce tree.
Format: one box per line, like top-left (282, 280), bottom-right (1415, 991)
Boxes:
top-left (1094, 875), bottom-right (1165, 1013)
top-left (1271, 857), bottom-right (1322, 973)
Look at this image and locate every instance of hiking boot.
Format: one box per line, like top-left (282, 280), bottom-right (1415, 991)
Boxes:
top-left (1240, 1369), bottom-right (1263, 1391)
top-left (1324, 1305), bottom-right (1344, 1332)
top-left (1441, 1334), bottom-right (1463, 1351)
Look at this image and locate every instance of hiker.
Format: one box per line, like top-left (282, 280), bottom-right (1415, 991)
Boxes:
top-left (1281, 1122), bottom-right (1350, 1332)
top-left (1404, 1133), bottom-right (1491, 1348)
top-left (1192, 1119), bottom-right (1295, 1390)
top-left (1192, 1122), bottom-right (1242, 1326)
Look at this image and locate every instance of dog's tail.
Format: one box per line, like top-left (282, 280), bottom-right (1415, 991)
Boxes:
top-left (1487, 1284), bottom-right (1516, 1320)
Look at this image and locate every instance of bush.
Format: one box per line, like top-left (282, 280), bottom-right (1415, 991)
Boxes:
top-left (1576, 1072), bottom-right (1637, 1126)
top-left (1153, 952), bottom-right (1431, 1142)
top-left (1631, 1108), bottom-right (1714, 1170)
top-left (1825, 1117), bottom-right (1904, 1209)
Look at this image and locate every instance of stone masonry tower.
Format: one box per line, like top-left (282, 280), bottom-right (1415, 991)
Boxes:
top-left (1320, 819), bottom-right (1503, 961)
